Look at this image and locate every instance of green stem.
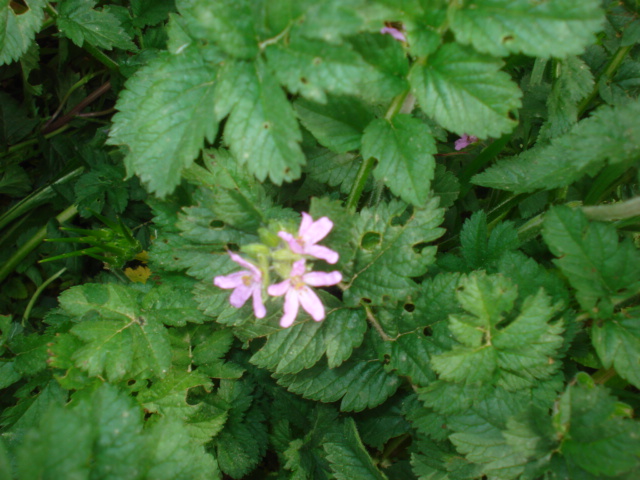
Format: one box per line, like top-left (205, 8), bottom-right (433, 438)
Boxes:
top-left (592, 367), bottom-right (617, 385)
top-left (0, 167), bottom-right (83, 230)
top-left (578, 44), bottom-right (633, 116)
top-left (364, 305), bottom-right (391, 342)
top-left (346, 157), bottom-right (374, 212)
top-left (346, 91), bottom-right (414, 211)
top-left (22, 267), bottom-right (66, 325)
top-left (582, 196), bottom-right (640, 221)
top-left (0, 205), bottom-right (78, 285)
top-left (3, 125), bottom-right (70, 157)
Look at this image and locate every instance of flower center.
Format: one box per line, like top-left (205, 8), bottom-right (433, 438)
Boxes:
top-left (242, 275), bottom-right (253, 286)
top-left (290, 275), bottom-right (305, 290)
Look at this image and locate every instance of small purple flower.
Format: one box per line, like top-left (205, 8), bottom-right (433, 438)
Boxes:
top-left (268, 260), bottom-right (342, 328)
top-left (278, 212), bottom-right (339, 264)
top-left (380, 26), bottom-right (406, 43)
top-left (214, 252), bottom-right (266, 318)
top-left (454, 134), bottom-right (479, 151)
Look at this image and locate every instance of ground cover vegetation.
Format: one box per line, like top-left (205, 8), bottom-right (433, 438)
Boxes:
top-left (1, 0), bottom-right (640, 478)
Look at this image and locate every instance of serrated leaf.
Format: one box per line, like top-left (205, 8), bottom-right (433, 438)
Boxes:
top-left (305, 147), bottom-right (362, 194)
top-left (386, 332), bottom-right (436, 387)
top-left (250, 307), bottom-right (367, 374)
top-left (130, 0), bottom-right (175, 28)
top-left (324, 418), bottom-right (388, 480)
top-left (146, 417), bottom-right (220, 480)
top-left (542, 206), bottom-right (640, 313)
top-left (344, 199), bottom-right (444, 306)
top-left (430, 273), bottom-right (564, 389)
top-left (459, 211), bottom-right (519, 270)
top-left (181, 0), bottom-right (259, 58)
top-left (555, 373), bottom-right (640, 477)
top-left (140, 279), bottom-right (207, 326)
top-left (266, 32), bottom-right (375, 104)
top-left (276, 357), bottom-right (401, 412)
top-left (17, 384), bottom-right (145, 480)
top-left (220, 60), bottom-right (305, 184)
top-left (357, 397), bottom-right (411, 450)
top-left (138, 369), bottom-right (212, 418)
top-left (473, 99), bottom-right (640, 193)
top-left (0, 92), bottom-right (38, 145)
top-left (409, 43), bottom-right (522, 138)
top-left (57, 0), bottom-right (136, 50)
top-left (592, 313), bottom-right (640, 389)
top-left (192, 329), bottom-right (244, 379)
top-left (108, 48), bottom-right (219, 197)
top-left (432, 164), bottom-right (460, 209)
top-left (60, 283), bottom-right (171, 381)
top-left (540, 56), bottom-right (594, 141)
top-left (450, 0), bottom-right (603, 58)
top-left (362, 115), bottom-right (436, 206)
top-left (295, 96), bottom-right (375, 153)
top-left (0, 0), bottom-right (45, 66)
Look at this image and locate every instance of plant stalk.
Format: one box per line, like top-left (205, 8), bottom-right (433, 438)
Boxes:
top-left (0, 205), bottom-right (78, 285)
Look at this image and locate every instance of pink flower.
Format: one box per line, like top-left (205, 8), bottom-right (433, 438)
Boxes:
top-left (213, 252), bottom-right (266, 318)
top-left (267, 260), bottom-right (342, 328)
top-left (278, 212), bottom-right (339, 264)
top-left (380, 26), bottom-right (406, 43)
top-left (454, 134), bottom-right (479, 151)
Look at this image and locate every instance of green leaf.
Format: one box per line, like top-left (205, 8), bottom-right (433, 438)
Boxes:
top-left (450, 0), bottom-right (603, 58)
top-left (276, 357), bottom-right (401, 412)
top-left (361, 115), bottom-right (436, 206)
top-left (555, 373), bottom-right (640, 477)
top-left (140, 279), bottom-right (208, 327)
top-left (305, 147), bottom-right (362, 194)
top-left (130, 0), bottom-right (176, 28)
top-left (108, 48), bottom-right (219, 197)
top-left (266, 32), bottom-right (376, 104)
top-left (0, 92), bottom-right (38, 146)
top-left (344, 199), bottom-right (444, 306)
top-left (539, 56), bottom-right (594, 141)
top-left (250, 307), bottom-right (367, 374)
top-left (542, 206), bottom-right (640, 314)
top-left (295, 96), bottom-right (375, 153)
top-left (192, 329), bottom-right (245, 379)
top-left (219, 60), bottom-right (305, 184)
top-left (432, 164), bottom-right (460, 209)
top-left (411, 438), bottom-right (482, 480)
top-left (357, 397), bottom-right (411, 450)
top-left (430, 272), bottom-right (564, 389)
top-left (57, 0), bottom-right (136, 50)
top-left (146, 417), bottom-right (221, 480)
top-left (459, 211), bottom-right (519, 270)
top-left (0, 0), bottom-right (45, 66)
top-left (409, 43), bottom-right (522, 138)
top-left (324, 418), bottom-right (389, 480)
top-left (60, 283), bottom-right (171, 381)
top-left (386, 332), bottom-right (436, 387)
top-left (17, 384), bottom-right (144, 480)
top-left (181, 0), bottom-right (259, 59)
top-left (592, 313), bottom-right (640, 389)
top-left (473, 99), bottom-right (640, 193)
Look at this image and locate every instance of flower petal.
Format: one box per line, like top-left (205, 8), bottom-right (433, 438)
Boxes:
top-left (302, 216), bottom-right (333, 245)
top-left (290, 259), bottom-right (307, 277)
top-left (280, 290), bottom-right (300, 328)
top-left (229, 284), bottom-right (253, 308)
top-left (278, 231), bottom-right (304, 254)
top-left (305, 245), bottom-right (339, 264)
top-left (303, 270), bottom-right (342, 287)
top-left (298, 287), bottom-right (325, 321)
top-left (214, 271), bottom-right (247, 289)
top-left (252, 287), bottom-right (266, 318)
top-left (228, 252), bottom-right (261, 277)
top-left (268, 279), bottom-right (291, 297)
top-left (299, 212), bottom-right (313, 235)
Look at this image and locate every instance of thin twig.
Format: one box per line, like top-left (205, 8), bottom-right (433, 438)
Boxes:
top-left (41, 82), bottom-right (112, 134)
top-left (364, 305), bottom-right (391, 341)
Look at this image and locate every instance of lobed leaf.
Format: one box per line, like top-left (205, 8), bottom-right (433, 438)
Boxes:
top-left (542, 206), bottom-right (640, 314)
top-left (108, 47), bottom-right (219, 197)
top-left (57, 0), bottom-right (136, 50)
top-left (409, 43), bottom-right (522, 138)
top-left (0, 0), bottom-right (45, 65)
top-left (450, 0), bottom-right (603, 58)
top-left (361, 115), bottom-right (436, 206)
top-left (473, 98), bottom-right (640, 193)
